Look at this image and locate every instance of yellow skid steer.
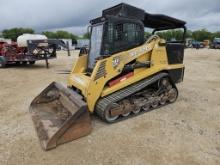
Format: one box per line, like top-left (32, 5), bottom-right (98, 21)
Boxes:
top-left (30, 3), bottom-right (186, 150)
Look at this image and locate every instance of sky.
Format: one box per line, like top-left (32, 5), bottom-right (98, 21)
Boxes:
top-left (0, 0), bottom-right (220, 35)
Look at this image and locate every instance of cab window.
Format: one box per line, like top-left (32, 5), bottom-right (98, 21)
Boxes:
top-left (102, 22), bottom-right (144, 55)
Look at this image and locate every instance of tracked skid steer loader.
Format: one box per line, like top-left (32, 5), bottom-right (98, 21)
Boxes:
top-left (29, 3), bottom-right (186, 150)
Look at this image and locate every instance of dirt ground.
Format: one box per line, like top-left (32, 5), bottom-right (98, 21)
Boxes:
top-left (0, 49), bottom-right (220, 165)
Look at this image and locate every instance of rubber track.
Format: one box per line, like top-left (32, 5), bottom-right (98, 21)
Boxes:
top-left (95, 72), bottom-right (170, 122)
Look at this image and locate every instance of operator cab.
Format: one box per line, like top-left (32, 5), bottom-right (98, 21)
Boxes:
top-left (87, 3), bottom-right (186, 70)
top-left (88, 16), bottom-right (144, 69)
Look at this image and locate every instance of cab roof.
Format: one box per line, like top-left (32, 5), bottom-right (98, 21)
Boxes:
top-left (91, 3), bottom-right (186, 30)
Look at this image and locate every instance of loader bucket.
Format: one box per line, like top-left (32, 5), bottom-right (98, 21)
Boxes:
top-left (29, 82), bottom-right (92, 150)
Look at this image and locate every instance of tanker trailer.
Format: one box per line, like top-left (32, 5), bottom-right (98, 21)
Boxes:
top-left (0, 34), bottom-right (70, 68)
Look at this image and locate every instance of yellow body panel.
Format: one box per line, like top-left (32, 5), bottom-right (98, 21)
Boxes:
top-left (68, 74), bottom-right (91, 96)
top-left (101, 64), bottom-right (183, 97)
top-left (68, 54), bottom-right (88, 74)
top-left (67, 37), bottom-right (184, 113)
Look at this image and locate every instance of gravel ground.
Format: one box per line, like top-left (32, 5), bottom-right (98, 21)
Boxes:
top-left (0, 49), bottom-right (220, 165)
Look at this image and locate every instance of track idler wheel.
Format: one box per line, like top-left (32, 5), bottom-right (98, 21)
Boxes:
top-left (168, 88), bottom-right (178, 103)
top-left (122, 112), bottom-right (130, 117)
top-left (142, 104), bottom-right (150, 111)
top-left (132, 107), bottom-right (141, 114)
top-left (121, 100), bottom-right (132, 117)
top-left (151, 99), bottom-right (159, 108)
top-left (104, 103), bottom-right (119, 122)
top-left (159, 94), bottom-right (167, 105)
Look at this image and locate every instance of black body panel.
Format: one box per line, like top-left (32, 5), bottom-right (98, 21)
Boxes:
top-left (95, 3), bottom-right (186, 30)
top-left (102, 3), bottom-right (145, 21)
top-left (168, 68), bottom-right (185, 83)
top-left (166, 43), bottom-right (184, 64)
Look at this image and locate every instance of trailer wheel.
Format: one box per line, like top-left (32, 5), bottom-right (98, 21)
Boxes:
top-left (0, 56), bottom-right (6, 68)
top-left (29, 61), bottom-right (35, 65)
top-left (22, 61), bottom-right (27, 65)
top-left (16, 61), bottom-right (21, 65)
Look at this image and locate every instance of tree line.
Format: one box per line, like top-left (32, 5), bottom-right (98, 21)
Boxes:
top-left (146, 29), bottom-right (220, 42)
top-left (42, 31), bottom-right (78, 44)
top-left (1, 28), bottom-right (34, 41)
top-left (0, 28), bottom-right (88, 44)
top-left (1, 27), bottom-right (220, 44)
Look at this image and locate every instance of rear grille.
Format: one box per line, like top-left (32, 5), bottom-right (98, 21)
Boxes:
top-left (94, 60), bottom-right (107, 80)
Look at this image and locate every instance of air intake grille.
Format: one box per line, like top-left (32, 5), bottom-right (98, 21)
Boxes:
top-left (94, 60), bottom-right (107, 80)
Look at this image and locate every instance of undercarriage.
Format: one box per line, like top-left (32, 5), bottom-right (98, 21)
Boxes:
top-left (96, 73), bottom-right (178, 122)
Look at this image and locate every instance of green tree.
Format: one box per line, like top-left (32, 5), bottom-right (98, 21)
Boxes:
top-left (42, 31), bottom-right (57, 39)
top-left (156, 30), bottom-right (184, 41)
top-left (2, 28), bottom-right (34, 41)
top-left (56, 30), bottom-right (72, 39)
top-left (211, 31), bottom-right (220, 40)
top-left (192, 29), bottom-right (211, 41)
top-left (83, 32), bottom-right (90, 39)
top-left (144, 31), bottom-right (151, 38)
top-left (185, 30), bottom-right (193, 38)
top-left (42, 30), bottom-right (78, 44)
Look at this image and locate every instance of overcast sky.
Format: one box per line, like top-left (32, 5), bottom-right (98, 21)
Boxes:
top-left (0, 0), bottom-right (219, 35)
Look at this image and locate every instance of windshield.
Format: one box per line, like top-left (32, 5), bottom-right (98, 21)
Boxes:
top-left (88, 24), bottom-right (103, 69)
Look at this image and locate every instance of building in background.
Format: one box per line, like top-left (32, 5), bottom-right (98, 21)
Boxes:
top-left (75, 39), bottom-right (89, 50)
top-left (60, 39), bottom-right (74, 50)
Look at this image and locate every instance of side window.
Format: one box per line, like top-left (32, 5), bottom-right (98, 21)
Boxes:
top-left (115, 24), bottom-right (123, 41)
top-left (125, 23), bottom-right (142, 43)
top-left (107, 23), bottom-right (114, 43)
top-left (114, 23), bottom-right (142, 45)
top-left (126, 23), bottom-right (136, 42)
top-left (102, 22), bottom-right (144, 55)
